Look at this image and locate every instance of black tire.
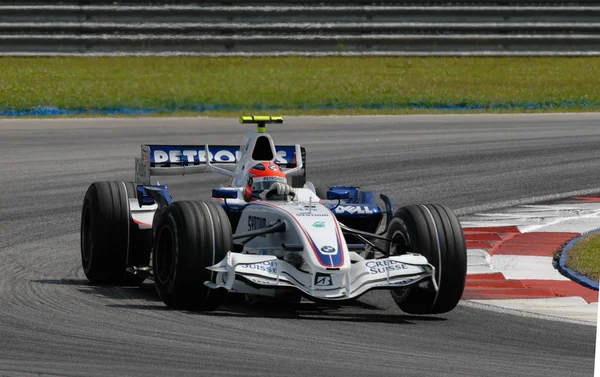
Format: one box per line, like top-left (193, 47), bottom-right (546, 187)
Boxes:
top-left (291, 175), bottom-right (306, 189)
top-left (312, 180), bottom-right (330, 199)
top-left (152, 201), bottom-right (232, 310)
top-left (80, 181), bottom-right (152, 285)
top-left (316, 186), bottom-right (328, 200)
top-left (386, 204), bottom-right (466, 315)
top-left (290, 147), bottom-right (307, 188)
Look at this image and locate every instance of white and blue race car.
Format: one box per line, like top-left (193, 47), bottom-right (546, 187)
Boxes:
top-left (80, 116), bottom-right (467, 314)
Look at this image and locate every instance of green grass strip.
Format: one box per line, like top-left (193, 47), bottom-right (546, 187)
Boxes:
top-left (2, 57), bottom-right (600, 113)
top-left (566, 232), bottom-right (600, 282)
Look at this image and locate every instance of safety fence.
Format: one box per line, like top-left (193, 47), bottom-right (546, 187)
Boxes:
top-left (2, 1), bottom-right (600, 56)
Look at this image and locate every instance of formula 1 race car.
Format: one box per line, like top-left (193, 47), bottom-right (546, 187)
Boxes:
top-left (80, 116), bottom-right (467, 315)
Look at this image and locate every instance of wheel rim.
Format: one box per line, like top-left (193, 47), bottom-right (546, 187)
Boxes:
top-left (389, 230), bottom-right (407, 256)
top-left (155, 227), bottom-right (175, 284)
top-left (389, 228), bottom-right (409, 300)
top-left (81, 205), bottom-right (93, 266)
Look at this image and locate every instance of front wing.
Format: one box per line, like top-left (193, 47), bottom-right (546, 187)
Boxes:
top-left (205, 253), bottom-right (437, 300)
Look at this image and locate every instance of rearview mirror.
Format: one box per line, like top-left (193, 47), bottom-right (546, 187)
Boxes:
top-left (327, 190), bottom-right (350, 200)
top-left (212, 189), bottom-right (238, 199)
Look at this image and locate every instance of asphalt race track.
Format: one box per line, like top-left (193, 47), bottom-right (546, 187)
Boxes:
top-left (0, 114), bottom-right (598, 377)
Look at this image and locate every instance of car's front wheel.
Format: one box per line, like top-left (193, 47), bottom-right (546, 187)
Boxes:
top-left (152, 201), bottom-right (232, 310)
top-left (387, 204), bottom-right (467, 315)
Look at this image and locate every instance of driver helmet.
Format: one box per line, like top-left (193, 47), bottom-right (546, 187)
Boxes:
top-left (244, 162), bottom-right (287, 201)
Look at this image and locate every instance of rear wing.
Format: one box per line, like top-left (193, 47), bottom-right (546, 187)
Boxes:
top-left (135, 144), bottom-right (306, 184)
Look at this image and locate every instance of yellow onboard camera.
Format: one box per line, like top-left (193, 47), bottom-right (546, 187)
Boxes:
top-left (239, 115), bottom-right (283, 133)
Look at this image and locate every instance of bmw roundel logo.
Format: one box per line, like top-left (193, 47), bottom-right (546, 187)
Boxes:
top-left (321, 246), bottom-right (335, 253)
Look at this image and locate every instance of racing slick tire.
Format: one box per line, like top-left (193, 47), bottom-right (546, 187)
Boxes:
top-left (290, 147), bottom-right (307, 189)
top-left (316, 186), bottom-right (328, 200)
top-left (80, 181), bottom-right (152, 285)
top-left (386, 204), bottom-right (466, 315)
top-left (152, 201), bottom-right (232, 311)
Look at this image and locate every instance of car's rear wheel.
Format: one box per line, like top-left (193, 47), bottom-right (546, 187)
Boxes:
top-left (80, 181), bottom-right (151, 285)
top-left (387, 204), bottom-right (466, 315)
top-left (152, 201), bottom-right (232, 310)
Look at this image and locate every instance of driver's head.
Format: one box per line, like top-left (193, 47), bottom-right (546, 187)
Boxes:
top-left (243, 162), bottom-right (287, 201)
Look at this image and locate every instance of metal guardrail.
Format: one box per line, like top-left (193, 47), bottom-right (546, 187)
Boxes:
top-left (1, 2), bottom-right (600, 56)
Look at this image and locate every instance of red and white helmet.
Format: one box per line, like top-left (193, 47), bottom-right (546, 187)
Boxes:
top-left (243, 162), bottom-right (287, 201)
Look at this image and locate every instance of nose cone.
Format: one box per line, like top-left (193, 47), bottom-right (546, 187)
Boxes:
top-left (297, 214), bottom-right (349, 270)
top-left (279, 201), bottom-right (351, 271)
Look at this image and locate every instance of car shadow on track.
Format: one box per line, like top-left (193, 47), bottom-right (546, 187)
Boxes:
top-left (78, 282), bottom-right (163, 303)
top-left (32, 278), bottom-right (91, 286)
top-left (102, 293), bottom-right (447, 323)
top-left (198, 305), bottom-right (447, 324)
top-left (31, 279), bottom-right (165, 307)
top-left (190, 297), bottom-right (448, 324)
top-left (32, 279), bottom-right (448, 323)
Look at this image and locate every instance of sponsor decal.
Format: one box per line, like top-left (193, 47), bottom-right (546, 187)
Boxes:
top-left (153, 148), bottom-right (240, 164)
top-left (366, 260), bottom-right (409, 274)
top-left (248, 215), bottom-right (267, 238)
top-left (314, 272), bottom-right (333, 286)
top-left (135, 159), bottom-right (150, 183)
top-left (150, 146), bottom-right (296, 164)
top-left (274, 150), bottom-right (291, 164)
top-left (321, 246), bottom-right (336, 254)
top-left (312, 221), bottom-right (326, 228)
top-left (257, 176), bottom-right (283, 182)
top-left (296, 212), bottom-right (328, 217)
top-left (267, 163), bottom-right (278, 171)
top-left (240, 261), bottom-right (277, 274)
top-left (334, 205), bottom-right (380, 215)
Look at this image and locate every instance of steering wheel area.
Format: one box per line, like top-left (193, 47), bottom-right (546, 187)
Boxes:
top-left (265, 189), bottom-right (296, 200)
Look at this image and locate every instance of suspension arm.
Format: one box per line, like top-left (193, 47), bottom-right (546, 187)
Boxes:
top-left (233, 220), bottom-right (286, 243)
top-left (338, 223), bottom-right (406, 245)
